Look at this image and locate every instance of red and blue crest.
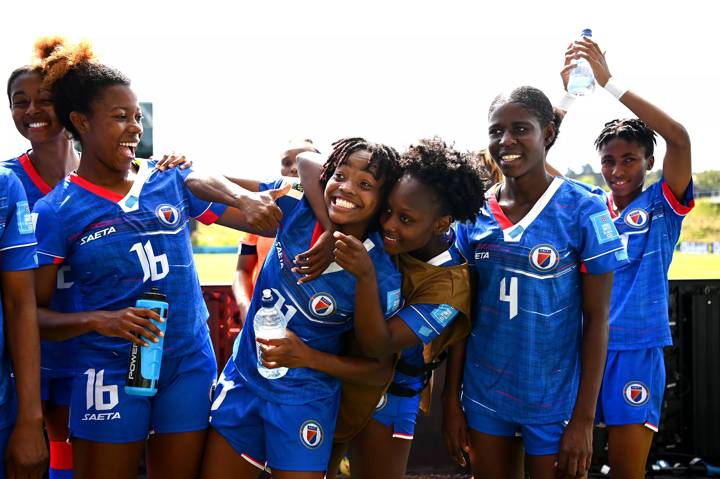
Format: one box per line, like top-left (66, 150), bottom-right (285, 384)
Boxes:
top-left (624, 208), bottom-right (649, 228)
top-left (529, 244), bottom-right (560, 272)
top-left (300, 420), bottom-right (323, 449)
top-left (155, 204), bottom-right (180, 227)
top-left (309, 293), bottom-right (336, 318)
top-left (623, 381), bottom-right (649, 406)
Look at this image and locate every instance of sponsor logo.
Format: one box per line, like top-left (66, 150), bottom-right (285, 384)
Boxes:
top-left (299, 420), bottom-right (323, 449)
top-left (623, 381), bottom-right (650, 406)
top-left (376, 393), bottom-right (388, 410)
top-left (431, 304), bottom-right (458, 327)
top-left (624, 208), bottom-right (649, 228)
top-left (80, 226), bottom-right (117, 245)
top-left (82, 412), bottom-right (122, 421)
top-left (528, 244), bottom-right (560, 272)
top-left (386, 288), bottom-right (402, 315)
top-left (475, 250), bottom-right (490, 260)
top-left (155, 204), bottom-right (180, 227)
top-left (590, 210), bottom-right (620, 244)
top-left (16, 200), bottom-right (33, 234)
top-left (309, 293), bottom-right (336, 318)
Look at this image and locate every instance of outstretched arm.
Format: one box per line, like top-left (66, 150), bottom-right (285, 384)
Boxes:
top-left (566, 38), bottom-right (692, 199)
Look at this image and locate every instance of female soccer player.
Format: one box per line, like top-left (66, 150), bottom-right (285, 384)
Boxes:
top-left (275, 138), bottom-right (484, 479)
top-left (201, 138), bottom-right (403, 479)
top-left (443, 86), bottom-right (627, 479)
top-left (559, 38), bottom-right (692, 479)
top-left (0, 167), bottom-right (47, 478)
top-left (32, 41), bottom-right (285, 479)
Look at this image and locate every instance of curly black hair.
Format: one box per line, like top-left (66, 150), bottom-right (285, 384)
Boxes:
top-left (488, 86), bottom-right (562, 149)
top-left (399, 137), bottom-right (485, 222)
top-left (319, 137), bottom-right (402, 199)
top-left (6, 36), bottom-right (66, 106)
top-left (594, 118), bottom-right (657, 157)
top-left (40, 41), bottom-right (130, 141)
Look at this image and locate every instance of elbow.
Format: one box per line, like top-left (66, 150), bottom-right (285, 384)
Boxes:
top-left (666, 121), bottom-right (691, 150)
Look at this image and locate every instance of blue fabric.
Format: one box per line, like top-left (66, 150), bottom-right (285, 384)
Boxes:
top-left (371, 392), bottom-right (419, 439)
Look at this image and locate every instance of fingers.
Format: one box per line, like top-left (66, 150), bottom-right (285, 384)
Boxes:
top-left (268, 183), bottom-right (292, 200)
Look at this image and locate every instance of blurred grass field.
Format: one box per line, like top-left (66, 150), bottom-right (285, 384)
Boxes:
top-left (194, 251), bottom-right (720, 285)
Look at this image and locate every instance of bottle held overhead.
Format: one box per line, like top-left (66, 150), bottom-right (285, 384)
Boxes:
top-left (567, 28), bottom-right (596, 96)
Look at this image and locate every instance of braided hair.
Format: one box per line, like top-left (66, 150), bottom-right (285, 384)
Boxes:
top-left (6, 36), bottom-right (66, 105)
top-left (319, 137), bottom-right (402, 197)
top-left (488, 86), bottom-right (561, 149)
top-left (594, 118), bottom-right (657, 157)
top-left (40, 40), bottom-right (130, 140)
top-left (399, 137), bottom-right (485, 223)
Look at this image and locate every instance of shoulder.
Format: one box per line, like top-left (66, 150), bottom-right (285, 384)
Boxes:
top-left (559, 179), bottom-right (609, 212)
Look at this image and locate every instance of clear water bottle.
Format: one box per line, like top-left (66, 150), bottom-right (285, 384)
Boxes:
top-left (253, 289), bottom-right (288, 379)
top-left (567, 28), bottom-right (595, 96)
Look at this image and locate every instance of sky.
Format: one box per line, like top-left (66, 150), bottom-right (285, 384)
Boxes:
top-left (2, 1), bottom-right (717, 180)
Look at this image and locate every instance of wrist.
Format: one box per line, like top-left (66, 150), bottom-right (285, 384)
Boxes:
top-left (603, 77), bottom-right (628, 100)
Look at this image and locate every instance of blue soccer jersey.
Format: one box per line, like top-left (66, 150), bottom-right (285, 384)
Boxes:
top-left (455, 177), bottom-right (627, 424)
top-left (2, 152), bottom-right (51, 210)
top-left (391, 245), bottom-right (464, 393)
top-left (33, 161), bottom-right (227, 361)
top-left (232, 179), bottom-right (402, 405)
top-left (592, 178), bottom-right (693, 349)
top-left (0, 167), bottom-right (38, 421)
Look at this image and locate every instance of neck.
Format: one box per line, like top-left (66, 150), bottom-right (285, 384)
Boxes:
top-left (410, 234), bottom-right (450, 263)
top-left (338, 223), bottom-right (369, 242)
top-left (76, 150), bottom-right (132, 190)
top-left (28, 138), bottom-right (80, 188)
top-left (501, 164), bottom-right (554, 205)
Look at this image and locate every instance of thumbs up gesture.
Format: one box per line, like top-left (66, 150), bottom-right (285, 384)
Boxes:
top-left (238, 182), bottom-right (290, 232)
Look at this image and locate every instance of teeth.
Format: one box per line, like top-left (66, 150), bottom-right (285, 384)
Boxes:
top-left (29, 122), bottom-right (48, 128)
top-left (384, 235), bottom-right (398, 243)
top-left (502, 154), bottom-right (520, 161)
top-left (119, 142), bottom-right (138, 147)
top-left (335, 198), bottom-right (357, 209)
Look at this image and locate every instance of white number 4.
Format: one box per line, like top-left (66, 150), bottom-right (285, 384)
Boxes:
top-left (499, 277), bottom-right (518, 320)
top-left (84, 369), bottom-right (119, 411)
top-left (130, 241), bottom-right (169, 282)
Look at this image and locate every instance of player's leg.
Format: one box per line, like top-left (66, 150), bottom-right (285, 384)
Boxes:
top-left (45, 374), bottom-right (74, 479)
top-left (467, 428), bottom-right (523, 479)
top-left (146, 431), bottom-right (208, 479)
top-left (199, 428), bottom-right (263, 479)
top-left (325, 442), bottom-right (348, 479)
top-left (601, 348), bottom-right (664, 479)
top-left (72, 440), bottom-right (144, 479)
top-left (523, 421), bottom-right (575, 479)
top-left (348, 418), bottom-right (412, 479)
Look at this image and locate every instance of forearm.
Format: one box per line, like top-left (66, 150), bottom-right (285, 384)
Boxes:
top-left (185, 171), bottom-right (250, 208)
top-left (352, 271), bottom-right (393, 358)
top-left (231, 271), bottom-right (253, 327)
top-left (297, 154), bottom-right (334, 231)
top-left (442, 340), bottom-right (467, 405)
top-left (38, 307), bottom-right (98, 340)
top-left (616, 90), bottom-right (690, 149)
top-left (307, 350), bottom-right (393, 386)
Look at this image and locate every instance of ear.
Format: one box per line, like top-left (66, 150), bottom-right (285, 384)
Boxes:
top-left (646, 155), bottom-right (655, 170)
top-left (434, 215), bottom-right (453, 235)
top-left (69, 111), bottom-right (90, 137)
top-left (543, 121), bottom-right (557, 147)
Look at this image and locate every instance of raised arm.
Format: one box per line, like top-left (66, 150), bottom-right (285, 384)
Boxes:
top-left (566, 38), bottom-right (692, 199)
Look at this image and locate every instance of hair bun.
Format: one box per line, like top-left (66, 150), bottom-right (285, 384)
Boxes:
top-left (33, 36), bottom-right (67, 63)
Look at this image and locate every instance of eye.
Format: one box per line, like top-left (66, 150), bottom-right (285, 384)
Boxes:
top-left (514, 126), bottom-right (528, 134)
top-left (333, 172), bottom-right (345, 181)
top-left (399, 215), bottom-right (410, 224)
top-left (12, 100), bottom-right (29, 108)
top-left (135, 114), bottom-right (143, 122)
top-left (488, 127), bottom-right (502, 138)
top-left (360, 180), bottom-right (373, 190)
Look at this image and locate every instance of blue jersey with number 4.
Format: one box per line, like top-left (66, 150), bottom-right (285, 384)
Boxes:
top-left (232, 179), bottom-right (402, 406)
top-left (33, 161), bottom-right (227, 361)
top-left (455, 177), bottom-right (627, 423)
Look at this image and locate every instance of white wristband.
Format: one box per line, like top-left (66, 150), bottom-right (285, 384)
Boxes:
top-left (603, 77), bottom-right (629, 100)
top-left (557, 92), bottom-right (576, 111)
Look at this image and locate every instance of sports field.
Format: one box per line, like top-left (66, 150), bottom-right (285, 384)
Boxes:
top-left (194, 252), bottom-right (720, 285)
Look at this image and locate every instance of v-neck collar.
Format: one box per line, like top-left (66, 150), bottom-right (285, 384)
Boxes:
top-left (18, 152), bottom-right (52, 195)
top-left (69, 161), bottom-right (153, 212)
top-left (487, 176), bottom-right (564, 242)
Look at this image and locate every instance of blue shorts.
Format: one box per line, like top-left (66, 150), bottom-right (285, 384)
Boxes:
top-left (596, 347), bottom-right (665, 432)
top-left (69, 339), bottom-right (216, 443)
top-left (210, 359), bottom-right (339, 472)
top-left (41, 369), bottom-right (74, 407)
top-left (0, 423), bottom-right (11, 479)
top-left (371, 392), bottom-right (419, 440)
top-left (463, 397), bottom-right (568, 456)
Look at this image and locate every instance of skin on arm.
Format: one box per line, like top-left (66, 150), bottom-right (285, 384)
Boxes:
top-left (2, 269), bottom-right (48, 477)
top-left (441, 340), bottom-right (471, 467)
top-left (35, 264), bottom-right (163, 345)
top-left (565, 38), bottom-right (692, 199)
top-left (232, 253), bottom-right (257, 327)
top-left (556, 270), bottom-right (612, 478)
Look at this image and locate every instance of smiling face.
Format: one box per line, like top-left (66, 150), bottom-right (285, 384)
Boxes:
top-left (380, 175), bottom-right (448, 257)
top-left (9, 72), bottom-right (66, 145)
top-left (323, 150), bottom-right (385, 235)
top-left (487, 102), bottom-right (554, 180)
top-left (71, 84), bottom-right (143, 172)
top-left (599, 137), bottom-right (653, 203)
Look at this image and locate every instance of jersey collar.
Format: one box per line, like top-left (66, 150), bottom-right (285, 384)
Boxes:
top-left (69, 160), bottom-right (152, 212)
top-left (18, 152), bottom-right (52, 195)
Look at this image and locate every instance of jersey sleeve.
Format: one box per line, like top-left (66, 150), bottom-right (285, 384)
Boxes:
top-left (175, 167), bottom-right (228, 225)
top-left (657, 177), bottom-right (694, 241)
top-left (578, 194), bottom-right (628, 274)
top-left (0, 172), bottom-right (38, 271)
top-left (33, 197), bottom-right (65, 267)
top-left (396, 303), bottom-right (459, 345)
top-left (258, 178), bottom-right (305, 219)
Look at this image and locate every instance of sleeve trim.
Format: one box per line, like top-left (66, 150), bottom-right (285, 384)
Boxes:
top-left (195, 204), bottom-right (220, 225)
top-left (661, 181), bottom-right (694, 216)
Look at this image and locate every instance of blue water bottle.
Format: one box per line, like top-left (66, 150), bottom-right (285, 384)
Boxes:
top-left (567, 28), bottom-right (596, 96)
top-left (125, 288), bottom-right (168, 396)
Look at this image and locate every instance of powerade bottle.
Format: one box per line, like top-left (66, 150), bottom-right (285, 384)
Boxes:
top-left (567, 28), bottom-right (595, 96)
top-left (254, 289), bottom-right (288, 379)
top-left (125, 288), bottom-right (168, 396)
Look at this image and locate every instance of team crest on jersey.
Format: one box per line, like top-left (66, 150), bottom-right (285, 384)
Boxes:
top-left (623, 381), bottom-right (650, 406)
top-left (155, 204), bottom-right (180, 227)
top-left (529, 244), bottom-right (560, 272)
top-left (309, 293), bottom-right (336, 318)
top-left (624, 208), bottom-right (649, 228)
top-left (376, 393), bottom-right (388, 410)
top-left (299, 420), bottom-right (324, 449)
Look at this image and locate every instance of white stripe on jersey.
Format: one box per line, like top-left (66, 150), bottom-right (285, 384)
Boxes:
top-left (502, 265), bottom-right (577, 280)
top-left (583, 246), bottom-right (625, 262)
top-left (501, 177), bottom-right (564, 242)
top-left (0, 241), bottom-right (38, 252)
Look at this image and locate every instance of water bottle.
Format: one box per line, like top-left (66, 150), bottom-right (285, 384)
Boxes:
top-left (125, 288), bottom-right (168, 396)
top-left (567, 28), bottom-right (595, 96)
top-left (254, 289), bottom-right (288, 379)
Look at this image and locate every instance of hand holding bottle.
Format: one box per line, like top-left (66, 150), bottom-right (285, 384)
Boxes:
top-left (563, 37), bottom-right (612, 90)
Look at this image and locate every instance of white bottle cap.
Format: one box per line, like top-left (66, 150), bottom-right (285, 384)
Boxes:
top-left (262, 289), bottom-right (272, 300)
